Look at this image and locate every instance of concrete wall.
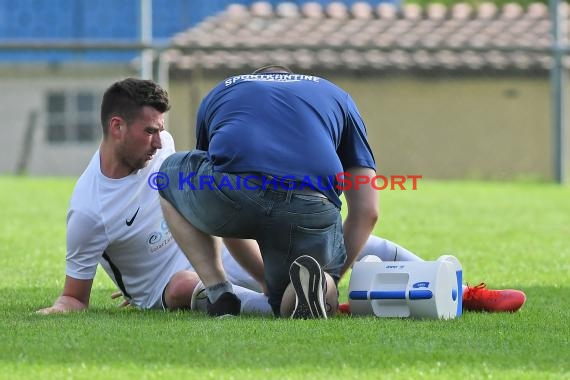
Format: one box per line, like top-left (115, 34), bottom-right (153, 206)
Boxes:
top-left (168, 74), bottom-right (562, 181)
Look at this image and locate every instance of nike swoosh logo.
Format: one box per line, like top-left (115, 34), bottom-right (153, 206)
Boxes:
top-left (125, 207), bottom-right (140, 226)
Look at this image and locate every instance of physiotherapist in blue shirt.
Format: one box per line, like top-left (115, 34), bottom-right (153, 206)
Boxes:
top-left (159, 65), bottom-right (379, 318)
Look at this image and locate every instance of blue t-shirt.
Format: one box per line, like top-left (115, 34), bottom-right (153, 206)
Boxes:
top-left (195, 72), bottom-right (376, 208)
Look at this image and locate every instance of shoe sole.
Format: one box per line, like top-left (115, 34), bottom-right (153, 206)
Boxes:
top-left (289, 255), bottom-right (327, 319)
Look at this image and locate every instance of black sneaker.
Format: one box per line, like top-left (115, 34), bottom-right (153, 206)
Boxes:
top-left (289, 255), bottom-right (327, 319)
top-left (206, 292), bottom-right (241, 317)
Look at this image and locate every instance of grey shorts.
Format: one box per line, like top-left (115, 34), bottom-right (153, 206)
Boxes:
top-left (159, 150), bottom-right (346, 315)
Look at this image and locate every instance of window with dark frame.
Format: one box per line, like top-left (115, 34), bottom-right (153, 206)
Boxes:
top-left (46, 91), bottom-right (101, 143)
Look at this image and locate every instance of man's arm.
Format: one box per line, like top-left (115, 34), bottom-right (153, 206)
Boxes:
top-left (340, 167), bottom-right (379, 278)
top-left (39, 207), bottom-right (106, 315)
top-left (37, 276), bottom-right (93, 314)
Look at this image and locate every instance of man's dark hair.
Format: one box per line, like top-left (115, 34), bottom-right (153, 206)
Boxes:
top-left (100, 78), bottom-right (170, 135)
top-left (252, 65), bottom-right (293, 74)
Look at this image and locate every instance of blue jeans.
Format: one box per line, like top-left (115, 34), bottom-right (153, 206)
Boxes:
top-left (159, 150), bottom-right (346, 315)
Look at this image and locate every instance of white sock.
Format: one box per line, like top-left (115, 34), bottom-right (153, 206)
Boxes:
top-left (233, 285), bottom-right (272, 315)
top-left (357, 235), bottom-right (424, 263)
top-left (206, 280), bottom-right (234, 303)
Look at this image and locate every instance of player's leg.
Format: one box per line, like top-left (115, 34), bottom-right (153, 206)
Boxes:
top-left (160, 197), bottom-right (239, 317)
top-left (191, 279), bottom-right (273, 315)
top-left (160, 266), bottom-right (272, 315)
top-left (365, 236), bottom-right (527, 312)
top-left (346, 235), bottom-right (527, 313)
top-left (357, 235), bottom-right (424, 262)
top-left (163, 270), bottom-right (201, 310)
top-left (159, 151), bottom-right (241, 316)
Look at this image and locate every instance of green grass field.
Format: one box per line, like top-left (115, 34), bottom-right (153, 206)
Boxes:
top-left (0, 176), bottom-right (568, 379)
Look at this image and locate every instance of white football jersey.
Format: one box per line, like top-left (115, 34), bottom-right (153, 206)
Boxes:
top-left (66, 131), bottom-right (193, 309)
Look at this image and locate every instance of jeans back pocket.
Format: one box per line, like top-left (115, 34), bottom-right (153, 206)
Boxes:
top-left (288, 222), bottom-right (345, 276)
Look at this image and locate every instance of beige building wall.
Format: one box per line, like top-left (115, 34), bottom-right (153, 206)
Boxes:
top-left (1, 66), bottom-right (563, 180)
top-left (168, 74), bottom-right (560, 181)
top-left (0, 65), bottom-right (135, 176)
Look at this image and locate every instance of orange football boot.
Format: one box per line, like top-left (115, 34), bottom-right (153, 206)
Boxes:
top-left (462, 283), bottom-right (526, 312)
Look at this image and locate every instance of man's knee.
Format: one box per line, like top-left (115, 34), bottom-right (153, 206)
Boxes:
top-left (164, 271), bottom-right (201, 310)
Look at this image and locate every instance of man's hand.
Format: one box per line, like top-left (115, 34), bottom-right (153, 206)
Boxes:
top-left (37, 276), bottom-right (93, 315)
top-left (36, 295), bottom-right (87, 315)
top-left (111, 291), bottom-right (131, 308)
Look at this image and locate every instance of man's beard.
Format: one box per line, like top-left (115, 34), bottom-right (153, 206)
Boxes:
top-left (120, 153), bottom-right (147, 174)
